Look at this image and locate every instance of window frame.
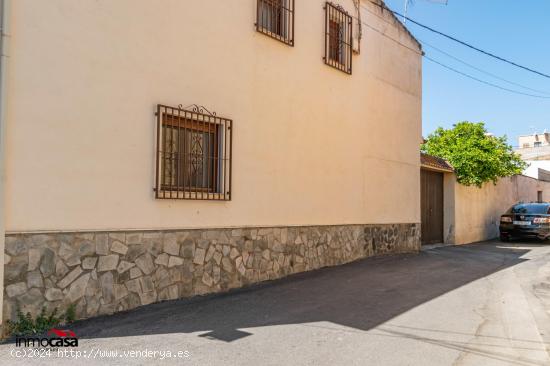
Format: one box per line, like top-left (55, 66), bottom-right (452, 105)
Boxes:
top-left (324, 2), bottom-right (353, 75)
top-left (256, 0), bottom-right (295, 46)
top-left (155, 104), bottom-right (233, 201)
top-left (161, 118), bottom-right (219, 192)
top-left (328, 19), bottom-right (344, 64)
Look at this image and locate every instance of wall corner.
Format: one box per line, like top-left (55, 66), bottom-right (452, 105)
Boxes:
top-left (0, 0), bottom-right (11, 327)
top-left (443, 172), bottom-right (456, 244)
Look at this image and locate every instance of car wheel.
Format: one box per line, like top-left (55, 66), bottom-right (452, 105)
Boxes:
top-left (500, 235), bottom-right (510, 242)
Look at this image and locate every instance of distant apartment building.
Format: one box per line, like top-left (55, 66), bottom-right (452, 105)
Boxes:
top-left (519, 132), bottom-right (550, 148)
top-left (516, 132), bottom-right (550, 161)
top-left (515, 132), bottom-right (550, 180)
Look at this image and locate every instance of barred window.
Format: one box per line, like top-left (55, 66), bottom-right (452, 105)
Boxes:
top-left (324, 2), bottom-right (352, 74)
top-left (155, 104), bottom-right (232, 201)
top-left (256, 0), bottom-right (295, 46)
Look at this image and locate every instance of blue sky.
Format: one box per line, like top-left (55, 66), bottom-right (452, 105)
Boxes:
top-left (382, 0), bottom-right (550, 147)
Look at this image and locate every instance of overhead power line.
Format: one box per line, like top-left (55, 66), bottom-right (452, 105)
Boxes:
top-left (420, 40), bottom-right (550, 96)
top-left (355, 4), bottom-right (550, 99)
top-left (424, 56), bottom-right (550, 99)
top-left (359, 18), bottom-right (423, 55)
top-left (368, 1), bottom-right (550, 80)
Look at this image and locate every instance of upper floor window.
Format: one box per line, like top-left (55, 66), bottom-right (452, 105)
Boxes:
top-left (324, 2), bottom-right (352, 74)
top-left (256, 0), bottom-right (295, 46)
top-left (155, 104), bottom-right (232, 201)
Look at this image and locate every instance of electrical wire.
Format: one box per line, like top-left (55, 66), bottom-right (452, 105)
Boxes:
top-left (420, 39), bottom-right (550, 96)
top-left (352, 0), bottom-right (363, 53)
top-left (424, 56), bottom-right (550, 99)
top-left (359, 19), bottom-right (423, 55)
top-left (360, 1), bottom-right (403, 27)
top-left (351, 2), bottom-right (550, 99)
top-left (367, 1), bottom-right (550, 79)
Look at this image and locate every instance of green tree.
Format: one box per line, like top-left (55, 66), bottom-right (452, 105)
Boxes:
top-left (421, 122), bottom-right (526, 187)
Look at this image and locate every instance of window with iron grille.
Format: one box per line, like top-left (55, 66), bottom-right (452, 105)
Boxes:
top-left (324, 2), bottom-right (353, 74)
top-left (155, 104), bottom-right (232, 201)
top-left (256, 0), bottom-right (295, 46)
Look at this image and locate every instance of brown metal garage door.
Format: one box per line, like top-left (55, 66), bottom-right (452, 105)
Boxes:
top-left (421, 169), bottom-right (443, 245)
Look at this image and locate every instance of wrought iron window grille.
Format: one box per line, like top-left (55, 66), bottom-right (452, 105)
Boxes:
top-left (256, 0), bottom-right (295, 46)
top-left (154, 104), bottom-right (232, 201)
top-left (324, 2), bottom-right (353, 74)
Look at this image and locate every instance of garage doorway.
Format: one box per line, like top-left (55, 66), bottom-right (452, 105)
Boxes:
top-left (421, 169), bottom-right (444, 245)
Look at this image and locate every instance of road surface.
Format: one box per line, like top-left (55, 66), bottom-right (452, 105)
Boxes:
top-left (2, 240), bottom-right (550, 365)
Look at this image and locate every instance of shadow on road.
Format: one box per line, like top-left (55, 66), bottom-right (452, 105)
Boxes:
top-left (61, 241), bottom-right (542, 346)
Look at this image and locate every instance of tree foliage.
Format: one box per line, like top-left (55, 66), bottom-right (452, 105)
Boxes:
top-left (421, 122), bottom-right (526, 187)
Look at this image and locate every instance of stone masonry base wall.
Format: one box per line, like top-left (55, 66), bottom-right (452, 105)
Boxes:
top-left (3, 223), bottom-right (420, 324)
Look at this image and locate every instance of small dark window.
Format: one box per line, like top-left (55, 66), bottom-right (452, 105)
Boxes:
top-left (155, 104), bottom-right (232, 201)
top-left (534, 141), bottom-right (542, 147)
top-left (256, 0), bottom-right (295, 46)
top-left (538, 191), bottom-right (543, 203)
top-left (324, 2), bottom-right (352, 74)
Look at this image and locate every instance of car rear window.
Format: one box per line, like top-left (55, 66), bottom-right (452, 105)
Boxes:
top-left (507, 204), bottom-right (550, 214)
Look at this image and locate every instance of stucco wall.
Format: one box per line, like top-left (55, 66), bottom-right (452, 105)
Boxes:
top-left (4, 0), bottom-right (422, 233)
top-left (452, 175), bottom-right (550, 245)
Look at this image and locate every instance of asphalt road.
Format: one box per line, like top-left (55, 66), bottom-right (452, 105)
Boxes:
top-left (2, 240), bottom-right (550, 365)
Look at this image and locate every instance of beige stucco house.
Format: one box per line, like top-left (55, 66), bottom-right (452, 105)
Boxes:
top-left (0, 0), bottom-right (423, 325)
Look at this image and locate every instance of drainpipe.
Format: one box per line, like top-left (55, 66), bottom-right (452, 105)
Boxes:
top-left (0, 0), bottom-right (9, 329)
